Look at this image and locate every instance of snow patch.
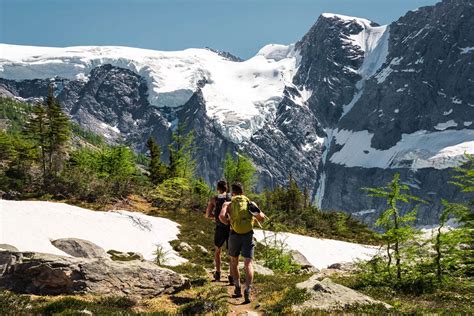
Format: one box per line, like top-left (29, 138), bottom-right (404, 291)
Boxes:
top-left (330, 129), bottom-right (474, 170)
top-left (459, 47), bottom-right (474, 54)
top-left (254, 230), bottom-right (377, 269)
top-left (464, 121), bottom-right (473, 127)
top-left (443, 109), bottom-right (453, 116)
top-left (434, 120), bottom-right (457, 131)
top-left (353, 209), bottom-right (376, 216)
top-left (376, 56), bottom-right (403, 84)
top-left (321, 13), bottom-right (375, 28)
top-left (340, 26), bottom-right (389, 118)
top-left (451, 96), bottom-right (462, 104)
top-left (0, 200), bottom-right (186, 266)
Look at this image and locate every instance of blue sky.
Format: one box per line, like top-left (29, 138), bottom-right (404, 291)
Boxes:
top-left (1, 0), bottom-right (439, 59)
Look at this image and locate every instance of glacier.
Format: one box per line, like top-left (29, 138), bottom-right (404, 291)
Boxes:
top-left (0, 43), bottom-right (298, 144)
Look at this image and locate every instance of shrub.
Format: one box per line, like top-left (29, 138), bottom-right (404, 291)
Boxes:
top-left (259, 232), bottom-right (301, 273)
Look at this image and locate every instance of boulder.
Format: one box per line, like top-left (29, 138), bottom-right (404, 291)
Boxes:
top-left (0, 251), bottom-right (188, 297)
top-left (327, 262), bottom-right (355, 271)
top-left (290, 250), bottom-right (319, 273)
top-left (196, 245), bottom-right (209, 254)
top-left (176, 242), bottom-right (193, 252)
top-left (1, 190), bottom-right (20, 200)
top-left (294, 276), bottom-right (391, 312)
top-left (0, 251), bottom-right (22, 275)
top-left (51, 238), bottom-right (108, 259)
top-left (0, 244), bottom-right (19, 252)
top-left (238, 262), bottom-right (274, 276)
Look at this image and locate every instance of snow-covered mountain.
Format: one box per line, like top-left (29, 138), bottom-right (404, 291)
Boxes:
top-left (1, 0), bottom-right (473, 225)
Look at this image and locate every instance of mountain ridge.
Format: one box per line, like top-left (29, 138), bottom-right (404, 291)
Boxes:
top-left (1, 0), bottom-right (472, 225)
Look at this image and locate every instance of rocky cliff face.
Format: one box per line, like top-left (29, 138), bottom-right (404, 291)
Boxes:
top-left (315, 0), bottom-right (474, 224)
top-left (1, 0), bottom-right (472, 225)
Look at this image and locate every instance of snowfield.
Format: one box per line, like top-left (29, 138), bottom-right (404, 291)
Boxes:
top-left (254, 230), bottom-right (378, 269)
top-left (0, 200), bottom-right (187, 266)
top-left (0, 43), bottom-right (298, 144)
top-left (0, 200), bottom-right (381, 270)
top-left (330, 129), bottom-right (474, 170)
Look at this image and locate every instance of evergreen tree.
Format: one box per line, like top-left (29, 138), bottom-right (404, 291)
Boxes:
top-left (45, 85), bottom-right (70, 176)
top-left (27, 102), bottom-right (49, 177)
top-left (223, 152), bottom-right (256, 191)
top-left (167, 126), bottom-right (196, 180)
top-left (364, 173), bottom-right (424, 281)
top-left (286, 173), bottom-right (303, 212)
top-left (146, 137), bottom-right (167, 184)
top-left (434, 156), bottom-right (474, 281)
top-left (152, 177), bottom-right (192, 211)
top-left (433, 200), bottom-right (471, 282)
top-left (0, 130), bottom-right (14, 163)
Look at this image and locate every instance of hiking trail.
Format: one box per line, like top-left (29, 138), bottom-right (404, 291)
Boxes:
top-left (206, 269), bottom-right (263, 315)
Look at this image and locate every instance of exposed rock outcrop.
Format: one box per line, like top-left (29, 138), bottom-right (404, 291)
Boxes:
top-left (0, 251), bottom-right (188, 296)
top-left (51, 238), bottom-right (108, 259)
top-left (290, 250), bottom-right (319, 273)
top-left (294, 276), bottom-right (391, 312)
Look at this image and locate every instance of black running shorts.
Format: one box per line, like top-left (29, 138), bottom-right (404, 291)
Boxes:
top-left (214, 224), bottom-right (230, 248)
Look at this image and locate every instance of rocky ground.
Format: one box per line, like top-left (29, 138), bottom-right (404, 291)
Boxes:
top-left (0, 200), bottom-right (392, 314)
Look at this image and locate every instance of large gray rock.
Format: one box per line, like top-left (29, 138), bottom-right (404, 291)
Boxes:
top-left (0, 251), bottom-right (22, 276)
top-left (0, 251), bottom-right (188, 296)
top-left (294, 276), bottom-right (391, 312)
top-left (51, 238), bottom-right (108, 259)
top-left (290, 250), bottom-right (318, 273)
top-left (238, 262), bottom-right (274, 276)
top-left (0, 244), bottom-right (19, 252)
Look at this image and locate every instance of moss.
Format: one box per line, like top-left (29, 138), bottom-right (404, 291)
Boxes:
top-left (107, 249), bottom-right (142, 261)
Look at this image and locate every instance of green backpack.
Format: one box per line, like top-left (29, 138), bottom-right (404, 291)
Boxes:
top-left (229, 195), bottom-right (254, 234)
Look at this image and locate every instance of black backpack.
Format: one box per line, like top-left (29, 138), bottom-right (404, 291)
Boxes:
top-left (214, 193), bottom-right (231, 226)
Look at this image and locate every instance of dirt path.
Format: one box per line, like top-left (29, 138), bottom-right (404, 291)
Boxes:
top-left (206, 270), bottom-right (262, 315)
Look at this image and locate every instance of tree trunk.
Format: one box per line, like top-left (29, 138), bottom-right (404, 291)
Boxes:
top-left (387, 241), bottom-right (392, 275)
top-left (393, 209), bottom-right (401, 281)
top-left (435, 225), bottom-right (443, 282)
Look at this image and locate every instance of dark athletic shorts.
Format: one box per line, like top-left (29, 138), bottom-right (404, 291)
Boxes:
top-left (214, 224), bottom-right (230, 248)
top-left (228, 230), bottom-right (255, 259)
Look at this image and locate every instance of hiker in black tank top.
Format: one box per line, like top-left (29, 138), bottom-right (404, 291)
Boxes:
top-left (205, 180), bottom-right (233, 284)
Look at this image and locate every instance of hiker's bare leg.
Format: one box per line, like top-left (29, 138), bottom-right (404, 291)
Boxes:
top-left (215, 246), bottom-right (221, 272)
top-left (244, 257), bottom-right (254, 290)
top-left (230, 255), bottom-right (240, 286)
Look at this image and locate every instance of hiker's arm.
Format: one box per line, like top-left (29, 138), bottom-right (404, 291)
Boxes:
top-left (205, 197), bottom-right (215, 218)
top-left (219, 202), bottom-right (230, 225)
top-left (255, 210), bottom-right (265, 222)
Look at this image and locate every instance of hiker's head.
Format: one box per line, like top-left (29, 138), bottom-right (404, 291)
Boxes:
top-left (216, 180), bottom-right (228, 194)
top-left (231, 182), bottom-right (244, 195)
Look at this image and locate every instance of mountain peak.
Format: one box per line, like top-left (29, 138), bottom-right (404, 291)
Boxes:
top-left (320, 13), bottom-right (380, 28)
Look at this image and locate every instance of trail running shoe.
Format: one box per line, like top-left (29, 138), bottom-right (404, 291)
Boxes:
top-left (228, 275), bottom-right (234, 285)
top-left (244, 288), bottom-right (251, 304)
top-left (233, 286), bottom-right (242, 298)
top-left (213, 271), bottom-right (221, 281)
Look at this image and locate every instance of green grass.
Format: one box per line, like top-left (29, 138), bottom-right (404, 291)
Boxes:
top-left (334, 274), bottom-right (474, 314)
top-left (176, 285), bottom-right (228, 315)
top-left (0, 291), bottom-right (142, 315)
top-left (254, 273), bottom-right (312, 313)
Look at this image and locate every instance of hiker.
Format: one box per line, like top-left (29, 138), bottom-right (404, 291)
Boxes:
top-left (205, 180), bottom-right (233, 283)
top-left (219, 182), bottom-right (265, 304)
